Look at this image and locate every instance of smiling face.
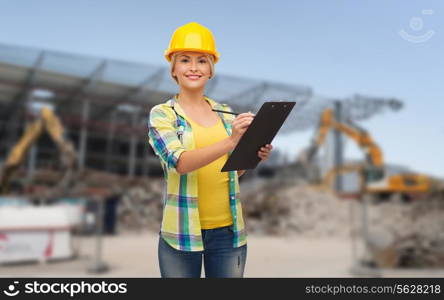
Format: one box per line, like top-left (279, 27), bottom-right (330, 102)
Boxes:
top-left (171, 51), bottom-right (214, 90)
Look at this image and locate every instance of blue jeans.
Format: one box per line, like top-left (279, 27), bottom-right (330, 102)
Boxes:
top-left (158, 225), bottom-right (247, 278)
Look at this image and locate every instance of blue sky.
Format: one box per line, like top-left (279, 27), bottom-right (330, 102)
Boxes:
top-left (0, 0), bottom-right (443, 177)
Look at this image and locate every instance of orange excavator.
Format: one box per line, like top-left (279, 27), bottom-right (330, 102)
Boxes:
top-left (299, 108), bottom-right (438, 201)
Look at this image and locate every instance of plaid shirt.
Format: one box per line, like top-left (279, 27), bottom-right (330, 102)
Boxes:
top-left (148, 95), bottom-right (247, 251)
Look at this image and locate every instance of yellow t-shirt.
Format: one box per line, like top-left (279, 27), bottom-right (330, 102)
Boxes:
top-left (187, 117), bottom-right (233, 229)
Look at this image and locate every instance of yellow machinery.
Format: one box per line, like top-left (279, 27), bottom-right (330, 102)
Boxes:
top-left (0, 107), bottom-right (77, 194)
top-left (300, 108), bottom-right (436, 201)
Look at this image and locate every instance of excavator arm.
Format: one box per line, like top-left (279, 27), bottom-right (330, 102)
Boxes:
top-left (0, 107), bottom-right (77, 194)
top-left (0, 119), bottom-right (45, 193)
top-left (332, 120), bottom-right (383, 168)
top-left (300, 108), bottom-right (384, 183)
top-left (41, 108), bottom-right (77, 170)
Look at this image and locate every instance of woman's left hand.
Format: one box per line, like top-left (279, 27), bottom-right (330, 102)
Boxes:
top-left (258, 144), bottom-right (273, 161)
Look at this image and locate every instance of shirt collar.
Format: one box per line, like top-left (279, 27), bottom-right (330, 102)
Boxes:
top-left (168, 94), bottom-right (226, 120)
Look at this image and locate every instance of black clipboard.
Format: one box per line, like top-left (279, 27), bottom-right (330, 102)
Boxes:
top-left (221, 101), bottom-right (296, 172)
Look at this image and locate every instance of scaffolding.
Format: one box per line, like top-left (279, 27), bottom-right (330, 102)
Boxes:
top-left (0, 43), bottom-right (401, 178)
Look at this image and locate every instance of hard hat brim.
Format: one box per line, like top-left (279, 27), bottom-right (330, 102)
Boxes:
top-left (164, 48), bottom-right (220, 63)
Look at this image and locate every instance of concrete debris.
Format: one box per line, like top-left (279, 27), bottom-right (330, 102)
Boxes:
top-left (241, 178), bottom-right (351, 237)
top-left (115, 176), bottom-right (353, 238)
top-left (117, 178), bottom-right (164, 232)
top-left (358, 195), bottom-right (444, 268)
top-left (21, 169), bottom-right (165, 233)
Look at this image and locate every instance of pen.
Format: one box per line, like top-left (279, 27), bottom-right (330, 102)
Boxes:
top-left (212, 109), bottom-right (239, 116)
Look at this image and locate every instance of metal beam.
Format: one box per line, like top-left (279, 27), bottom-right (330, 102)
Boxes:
top-left (0, 51), bottom-right (45, 142)
top-left (91, 68), bottom-right (164, 120)
top-left (143, 147), bottom-right (151, 177)
top-left (105, 111), bottom-right (117, 172)
top-left (127, 112), bottom-right (139, 177)
top-left (57, 60), bottom-right (107, 111)
top-left (343, 94), bottom-right (403, 121)
top-left (78, 99), bottom-right (90, 171)
top-left (219, 82), bottom-right (267, 112)
top-left (333, 101), bottom-right (344, 192)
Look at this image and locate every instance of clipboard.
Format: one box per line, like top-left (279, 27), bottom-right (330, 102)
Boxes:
top-left (221, 101), bottom-right (296, 172)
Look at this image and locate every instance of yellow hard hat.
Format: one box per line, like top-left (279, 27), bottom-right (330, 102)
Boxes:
top-left (164, 22), bottom-right (220, 63)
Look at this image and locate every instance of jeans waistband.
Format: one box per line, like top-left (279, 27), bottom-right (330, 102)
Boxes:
top-left (201, 224), bottom-right (232, 233)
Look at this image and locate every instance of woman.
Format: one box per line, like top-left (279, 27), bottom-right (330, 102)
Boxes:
top-left (148, 22), bottom-right (273, 278)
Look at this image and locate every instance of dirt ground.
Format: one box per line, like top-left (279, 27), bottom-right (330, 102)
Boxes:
top-left (1, 231), bottom-right (443, 278)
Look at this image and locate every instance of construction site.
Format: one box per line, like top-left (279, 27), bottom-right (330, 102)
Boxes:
top-left (1, 42), bottom-right (443, 277)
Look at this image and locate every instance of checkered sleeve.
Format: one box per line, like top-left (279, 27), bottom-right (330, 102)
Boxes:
top-left (148, 106), bottom-right (186, 174)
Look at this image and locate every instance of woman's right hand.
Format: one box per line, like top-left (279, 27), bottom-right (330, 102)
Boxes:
top-left (229, 112), bottom-right (255, 146)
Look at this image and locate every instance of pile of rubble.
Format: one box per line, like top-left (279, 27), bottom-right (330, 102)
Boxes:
top-left (240, 176), bottom-right (444, 268)
top-left (241, 178), bottom-right (351, 237)
top-left (113, 176), bottom-right (352, 237)
top-left (19, 168), bottom-right (165, 233)
top-left (360, 195), bottom-right (444, 268)
top-left (117, 177), bottom-right (164, 232)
